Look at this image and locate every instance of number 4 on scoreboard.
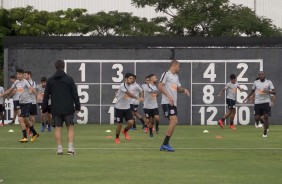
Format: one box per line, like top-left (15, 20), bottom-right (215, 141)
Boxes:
top-left (203, 63), bottom-right (217, 82)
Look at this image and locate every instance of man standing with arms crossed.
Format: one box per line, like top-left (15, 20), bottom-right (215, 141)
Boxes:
top-left (159, 60), bottom-right (190, 152)
top-left (244, 71), bottom-right (275, 137)
top-left (42, 60), bottom-right (81, 155)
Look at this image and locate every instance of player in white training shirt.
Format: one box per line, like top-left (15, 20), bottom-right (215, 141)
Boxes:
top-left (218, 74), bottom-right (242, 129)
top-left (159, 60), bottom-right (190, 152)
top-left (141, 76), bottom-right (150, 131)
top-left (0, 85), bottom-right (4, 126)
top-left (244, 71), bottom-right (275, 137)
top-left (143, 74), bottom-right (160, 137)
top-left (129, 75), bottom-right (145, 130)
top-left (7, 75), bottom-right (20, 125)
top-left (114, 73), bottom-right (144, 144)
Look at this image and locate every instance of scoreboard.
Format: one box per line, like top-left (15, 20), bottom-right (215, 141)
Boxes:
top-left (64, 59), bottom-right (263, 125)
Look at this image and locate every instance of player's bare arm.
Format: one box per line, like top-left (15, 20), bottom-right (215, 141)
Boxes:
top-left (243, 89), bottom-right (255, 103)
top-left (237, 85), bottom-right (243, 92)
top-left (158, 81), bottom-right (174, 105)
top-left (0, 87), bottom-right (14, 98)
top-left (125, 91), bottom-right (144, 102)
top-left (177, 86), bottom-right (190, 96)
top-left (218, 88), bottom-right (226, 96)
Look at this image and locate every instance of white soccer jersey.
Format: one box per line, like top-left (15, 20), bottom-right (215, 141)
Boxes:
top-left (115, 82), bottom-right (132, 109)
top-left (143, 83), bottom-right (159, 109)
top-left (0, 86), bottom-right (4, 104)
top-left (225, 82), bottom-right (239, 100)
top-left (28, 79), bottom-right (37, 104)
top-left (130, 82), bottom-right (143, 105)
top-left (160, 70), bottom-right (181, 106)
top-left (252, 79), bottom-right (274, 104)
top-left (11, 79), bottom-right (31, 104)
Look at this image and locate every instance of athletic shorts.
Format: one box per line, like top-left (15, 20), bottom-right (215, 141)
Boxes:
top-left (114, 108), bottom-right (133, 123)
top-left (254, 103), bottom-right (271, 116)
top-left (30, 104), bottom-right (37, 116)
top-left (38, 103), bottom-right (51, 113)
top-left (13, 100), bottom-right (20, 110)
top-left (19, 103), bottom-right (31, 117)
top-left (130, 104), bottom-right (139, 112)
top-left (226, 98), bottom-right (236, 109)
top-left (0, 104), bottom-right (5, 112)
top-left (144, 108), bottom-right (159, 118)
top-left (52, 114), bottom-right (74, 127)
top-left (162, 104), bottom-right (177, 118)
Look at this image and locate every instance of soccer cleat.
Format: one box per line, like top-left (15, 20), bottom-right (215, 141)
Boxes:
top-left (160, 144), bottom-right (175, 152)
top-left (262, 134), bottom-right (268, 138)
top-left (20, 138), bottom-right (28, 143)
top-left (8, 121), bottom-right (15, 125)
top-left (122, 130), bottom-right (130, 140)
top-left (149, 133), bottom-right (154, 138)
top-left (28, 130), bottom-right (33, 137)
top-left (30, 134), bottom-right (39, 142)
top-left (144, 127), bottom-right (148, 133)
top-left (218, 119), bottom-right (224, 128)
top-left (115, 138), bottom-right (121, 144)
top-left (67, 151), bottom-right (76, 156)
top-left (0, 123), bottom-right (4, 127)
top-left (156, 126), bottom-right (159, 134)
top-left (257, 123), bottom-right (263, 128)
top-left (229, 125), bottom-right (236, 130)
top-left (142, 125), bottom-right (146, 130)
top-left (41, 125), bottom-right (45, 132)
top-left (56, 151), bottom-right (63, 155)
top-left (47, 125), bottom-right (52, 132)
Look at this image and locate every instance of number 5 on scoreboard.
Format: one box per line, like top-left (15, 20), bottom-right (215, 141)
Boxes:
top-left (203, 63), bottom-right (217, 82)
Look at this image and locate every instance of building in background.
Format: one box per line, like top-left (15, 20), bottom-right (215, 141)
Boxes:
top-left (0, 0), bottom-right (281, 28)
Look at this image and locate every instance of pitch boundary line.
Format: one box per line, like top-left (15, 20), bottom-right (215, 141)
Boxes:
top-left (0, 147), bottom-right (282, 150)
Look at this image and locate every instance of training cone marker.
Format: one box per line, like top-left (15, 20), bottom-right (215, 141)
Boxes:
top-left (216, 136), bottom-right (223, 139)
top-left (203, 130), bottom-right (209, 133)
top-left (8, 129), bottom-right (14, 133)
top-left (106, 130), bottom-right (111, 133)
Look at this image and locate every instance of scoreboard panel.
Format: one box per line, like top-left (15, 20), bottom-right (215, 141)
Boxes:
top-left (64, 60), bottom-right (263, 125)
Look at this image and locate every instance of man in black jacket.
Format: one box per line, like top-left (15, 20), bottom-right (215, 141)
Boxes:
top-left (42, 60), bottom-right (81, 155)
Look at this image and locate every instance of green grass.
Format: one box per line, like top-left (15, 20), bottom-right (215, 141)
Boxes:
top-left (1, 124), bottom-right (282, 184)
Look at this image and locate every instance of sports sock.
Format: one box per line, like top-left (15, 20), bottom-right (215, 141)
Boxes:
top-left (221, 118), bottom-right (225, 121)
top-left (163, 136), bottom-right (170, 145)
top-left (68, 143), bottom-right (74, 151)
top-left (230, 121), bottom-right (234, 126)
top-left (116, 134), bottom-right (119, 138)
top-left (263, 129), bottom-right (267, 135)
top-left (140, 118), bottom-right (145, 125)
top-left (29, 126), bottom-right (37, 135)
top-left (124, 128), bottom-right (129, 132)
top-left (155, 120), bottom-right (159, 128)
top-left (41, 122), bottom-right (45, 126)
top-left (149, 127), bottom-right (153, 134)
top-left (22, 130), bottom-right (27, 138)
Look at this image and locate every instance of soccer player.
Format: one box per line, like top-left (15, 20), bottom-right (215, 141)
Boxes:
top-left (143, 74), bottom-right (160, 137)
top-left (159, 60), bottom-right (190, 152)
top-left (243, 71), bottom-right (275, 137)
top-left (0, 69), bottom-right (39, 142)
top-left (0, 85), bottom-right (5, 126)
top-left (42, 60), bottom-right (81, 155)
top-left (218, 74), bottom-right (242, 129)
top-left (36, 77), bottom-right (52, 132)
top-left (129, 75), bottom-right (145, 130)
top-left (24, 71), bottom-right (37, 130)
top-left (114, 73), bottom-right (144, 144)
top-left (141, 76), bottom-right (150, 131)
top-left (7, 75), bottom-right (20, 125)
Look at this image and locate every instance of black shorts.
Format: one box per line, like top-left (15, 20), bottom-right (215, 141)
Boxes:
top-left (130, 104), bottom-right (139, 112)
top-left (144, 108), bottom-right (159, 118)
top-left (19, 103), bottom-right (31, 117)
top-left (30, 104), bottom-right (37, 116)
top-left (52, 114), bottom-right (74, 127)
top-left (38, 103), bottom-right (51, 113)
top-left (13, 100), bottom-right (20, 110)
top-left (254, 103), bottom-right (271, 116)
top-left (114, 108), bottom-right (133, 123)
top-left (226, 98), bottom-right (236, 109)
top-left (162, 104), bottom-right (177, 118)
top-left (0, 104), bottom-right (5, 112)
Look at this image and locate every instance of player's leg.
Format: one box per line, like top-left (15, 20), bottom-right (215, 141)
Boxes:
top-left (47, 112), bottom-right (52, 132)
top-left (146, 109), bottom-right (154, 137)
top-left (218, 99), bottom-right (232, 128)
top-left (0, 105), bottom-right (5, 126)
top-left (229, 108), bottom-right (236, 129)
top-left (19, 104), bottom-right (29, 142)
top-left (122, 109), bottom-right (134, 141)
top-left (153, 108), bottom-right (160, 134)
top-left (53, 115), bottom-right (63, 154)
top-left (9, 101), bottom-right (19, 125)
top-left (38, 103), bottom-right (46, 132)
top-left (114, 108), bottom-right (123, 143)
top-left (65, 114), bottom-right (75, 155)
top-left (133, 110), bottom-right (145, 128)
top-left (160, 104), bottom-right (177, 152)
top-left (261, 103), bottom-right (271, 137)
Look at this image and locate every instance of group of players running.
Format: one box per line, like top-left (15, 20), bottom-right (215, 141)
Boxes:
top-left (0, 69), bottom-right (52, 142)
top-left (0, 60), bottom-right (276, 152)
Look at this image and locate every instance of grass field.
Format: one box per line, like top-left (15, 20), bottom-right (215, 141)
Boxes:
top-left (0, 124), bottom-right (282, 184)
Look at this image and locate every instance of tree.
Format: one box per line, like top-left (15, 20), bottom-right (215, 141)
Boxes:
top-left (131, 0), bottom-right (282, 36)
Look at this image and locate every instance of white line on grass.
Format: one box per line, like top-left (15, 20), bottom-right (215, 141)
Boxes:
top-left (0, 147), bottom-right (282, 150)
